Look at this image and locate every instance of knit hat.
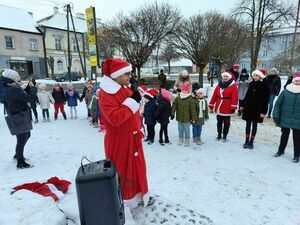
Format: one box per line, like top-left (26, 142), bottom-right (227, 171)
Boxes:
top-left (222, 71), bottom-right (232, 79)
top-left (252, 70), bottom-right (266, 79)
top-left (269, 68), bottom-right (279, 75)
top-left (1, 69), bottom-right (19, 80)
top-left (161, 88), bottom-right (171, 102)
top-left (39, 83), bottom-right (47, 90)
top-left (181, 83), bottom-right (190, 93)
top-left (144, 89), bottom-right (158, 98)
top-left (233, 64), bottom-right (240, 70)
top-left (181, 70), bottom-right (189, 78)
top-left (241, 68), bottom-right (247, 74)
top-left (292, 72), bottom-right (300, 82)
top-left (195, 88), bottom-right (204, 95)
top-left (102, 58), bottom-right (132, 79)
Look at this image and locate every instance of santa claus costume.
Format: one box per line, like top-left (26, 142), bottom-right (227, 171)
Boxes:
top-left (209, 71), bottom-right (238, 141)
top-left (99, 58), bottom-right (151, 208)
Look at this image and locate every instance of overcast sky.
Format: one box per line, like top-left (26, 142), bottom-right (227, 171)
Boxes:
top-left (0, 0), bottom-right (297, 22)
top-left (0, 0), bottom-right (240, 22)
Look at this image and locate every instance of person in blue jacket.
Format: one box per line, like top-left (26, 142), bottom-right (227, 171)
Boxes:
top-left (65, 83), bottom-right (80, 119)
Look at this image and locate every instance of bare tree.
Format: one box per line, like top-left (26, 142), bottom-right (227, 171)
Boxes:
top-left (173, 12), bottom-right (223, 87)
top-left (234, 0), bottom-right (296, 71)
top-left (105, 2), bottom-right (181, 79)
top-left (97, 26), bottom-right (115, 58)
top-left (160, 42), bottom-right (182, 74)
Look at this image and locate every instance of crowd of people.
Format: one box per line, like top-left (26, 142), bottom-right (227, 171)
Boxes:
top-left (1, 59), bottom-right (300, 209)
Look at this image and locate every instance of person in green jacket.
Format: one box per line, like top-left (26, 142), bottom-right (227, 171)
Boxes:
top-left (192, 88), bottom-right (209, 145)
top-left (171, 83), bottom-right (197, 147)
top-left (273, 73), bottom-right (300, 163)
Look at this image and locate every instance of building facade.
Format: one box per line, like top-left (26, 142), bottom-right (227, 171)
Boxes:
top-left (0, 5), bottom-right (46, 78)
top-left (239, 26), bottom-right (300, 74)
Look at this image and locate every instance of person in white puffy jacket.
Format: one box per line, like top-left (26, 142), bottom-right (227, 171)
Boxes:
top-left (37, 83), bottom-right (54, 122)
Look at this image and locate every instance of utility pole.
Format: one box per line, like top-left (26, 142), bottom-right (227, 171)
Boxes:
top-left (65, 4), bottom-right (72, 82)
top-left (290, 0), bottom-right (300, 72)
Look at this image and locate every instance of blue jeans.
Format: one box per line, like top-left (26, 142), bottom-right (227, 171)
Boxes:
top-left (178, 122), bottom-right (190, 139)
top-left (268, 94), bottom-right (276, 116)
top-left (192, 124), bottom-right (202, 138)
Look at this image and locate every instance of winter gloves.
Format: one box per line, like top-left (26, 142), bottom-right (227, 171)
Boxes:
top-left (131, 90), bottom-right (142, 103)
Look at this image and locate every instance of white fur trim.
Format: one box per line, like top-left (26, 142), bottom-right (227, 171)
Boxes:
top-left (47, 183), bottom-right (65, 201)
top-left (110, 65), bottom-right (132, 79)
top-left (222, 72), bottom-right (232, 79)
top-left (144, 92), bottom-right (153, 98)
top-left (286, 83), bottom-right (300, 94)
top-left (252, 70), bottom-right (265, 79)
top-left (122, 98), bottom-right (139, 113)
top-left (179, 92), bottom-right (190, 99)
top-left (100, 75), bottom-right (121, 94)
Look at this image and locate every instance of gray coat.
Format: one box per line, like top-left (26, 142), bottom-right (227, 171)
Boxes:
top-left (237, 80), bottom-right (250, 100)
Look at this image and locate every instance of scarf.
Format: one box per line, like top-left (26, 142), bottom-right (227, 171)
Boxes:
top-left (197, 98), bottom-right (206, 118)
top-left (219, 79), bottom-right (233, 89)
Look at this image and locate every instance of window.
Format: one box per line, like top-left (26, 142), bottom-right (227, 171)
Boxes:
top-left (5, 36), bottom-right (14, 48)
top-left (263, 50), bottom-right (268, 57)
top-left (29, 39), bottom-right (38, 50)
top-left (72, 39), bottom-right (77, 51)
top-left (57, 60), bottom-right (63, 71)
top-left (55, 37), bottom-right (62, 50)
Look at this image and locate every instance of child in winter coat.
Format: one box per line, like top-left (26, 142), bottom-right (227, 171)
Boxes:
top-left (155, 88), bottom-right (172, 146)
top-left (240, 70), bottom-right (269, 149)
top-left (143, 89), bottom-right (158, 145)
top-left (237, 68), bottom-right (250, 116)
top-left (65, 83), bottom-right (80, 119)
top-left (25, 79), bottom-right (39, 123)
top-left (173, 70), bottom-right (192, 93)
top-left (85, 83), bottom-right (94, 120)
top-left (89, 86), bottom-right (100, 127)
top-left (52, 83), bottom-right (67, 120)
top-left (171, 83), bottom-right (197, 147)
top-left (37, 83), bottom-right (54, 122)
top-left (209, 72), bottom-right (238, 142)
top-left (192, 88), bottom-right (209, 145)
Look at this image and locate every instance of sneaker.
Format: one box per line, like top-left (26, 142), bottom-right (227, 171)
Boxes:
top-left (138, 196), bottom-right (155, 206)
top-left (17, 161), bottom-right (33, 169)
top-left (274, 151), bottom-right (284, 157)
top-left (216, 134), bottom-right (221, 141)
top-left (292, 157), bottom-right (299, 163)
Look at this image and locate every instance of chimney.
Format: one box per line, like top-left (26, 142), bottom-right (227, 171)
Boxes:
top-left (75, 13), bottom-right (85, 19)
top-left (53, 6), bottom-right (59, 14)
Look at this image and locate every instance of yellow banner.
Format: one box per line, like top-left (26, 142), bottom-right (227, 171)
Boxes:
top-left (85, 7), bottom-right (98, 67)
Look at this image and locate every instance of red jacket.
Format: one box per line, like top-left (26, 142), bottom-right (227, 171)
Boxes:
top-left (99, 76), bottom-right (149, 208)
top-left (209, 81), bottom-right (238, 116)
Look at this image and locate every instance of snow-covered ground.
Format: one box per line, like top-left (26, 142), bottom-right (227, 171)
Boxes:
top-left (0, 84), bottom-right (299, 225)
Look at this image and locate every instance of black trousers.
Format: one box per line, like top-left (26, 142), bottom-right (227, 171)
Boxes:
top-left (31, 107), bottom-right (38, 120)
top-left (159, 123), bottom-right (169, 142)
top-left (245, 121), bottom-right (258, 137)
top-left (278, 128), bottom-right (300, 157)
top-left (16, 131), bottom-right (31, 161)
top-left (217, 115), bottom-right (231, 137)
top-left (147, 125), bottom-right (155, 141)
top-left (42, 109), bottom-right (50, 118)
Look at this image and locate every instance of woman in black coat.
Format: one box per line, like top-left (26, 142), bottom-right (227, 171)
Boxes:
top-left (1, 69), bottom-right (33, 169)
top-left (26, 79), bottom-right (39, 123)
top-left (241, 70), bottom-right (269, 149)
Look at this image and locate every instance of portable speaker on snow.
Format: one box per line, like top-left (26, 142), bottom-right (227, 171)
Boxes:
top-left (75, 159), bottom-right (125, 225)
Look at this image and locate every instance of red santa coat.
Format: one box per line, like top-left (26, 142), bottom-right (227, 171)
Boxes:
top-left (99, 75), bottom-right (149, 208)
top-left (209, 81), bottom-right (239, 116)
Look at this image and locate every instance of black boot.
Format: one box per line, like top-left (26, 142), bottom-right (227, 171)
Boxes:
top-left (274, 151), bottom-right (284, 157)
top-left (243, 136), bottom-right (250, 149)
top-left (293, 157), bottom-right (299, 163)
top-left (17, 160), bottom-right (32, 169)
top-left (248, 137), bottom-right (254, 149)
top-left (216, 133), bottom-right (222, 141)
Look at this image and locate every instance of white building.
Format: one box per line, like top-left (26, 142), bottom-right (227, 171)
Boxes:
top-left (239, 26), bottom-right (300, 74)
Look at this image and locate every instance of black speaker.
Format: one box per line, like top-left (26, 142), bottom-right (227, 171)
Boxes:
top-left (76, 159), bottom-right (125, 225)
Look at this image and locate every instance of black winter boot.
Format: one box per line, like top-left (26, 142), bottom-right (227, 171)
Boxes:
top-left (243, 135), bottom-right (250, 149)
top-left (17, 160), bottom-right (32, 169)
top-left (216, 133), bottom-right (222, 141)
top-left (248, 137), bottom-right (254, 149)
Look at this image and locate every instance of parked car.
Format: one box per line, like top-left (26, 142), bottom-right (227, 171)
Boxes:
top-left (55, 72), bottom-right (82, 82)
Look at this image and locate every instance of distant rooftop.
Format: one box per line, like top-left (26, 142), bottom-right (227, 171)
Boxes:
top-left (0, 5), bottom-right (41, 34)
top-left (267, 26), bottom-right (300, 36)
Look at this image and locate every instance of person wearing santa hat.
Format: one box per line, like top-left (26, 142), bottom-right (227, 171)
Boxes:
top-left (229, 64), bottom-right (240, 81)
top-left (273, 72), bottom-right (300, 163)
top-left (99, 58), bottom-right (154, 208)
top-left (171, 83), bottom-right (197, 147)
top-left (143, 89), bottom-right (158, 145)
top-left (264, 67), bottom-right (281, 118)
top-left (240, 70), bottom-right (269, 149)
top-left (209, 71), bottom-right (238, 142)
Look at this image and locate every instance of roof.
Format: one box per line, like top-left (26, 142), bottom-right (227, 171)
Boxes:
top-left (0, 5), bottom-right (41, 34)
top-left (37, 12), bottom-right (87, 33)
top-left (163, 58), bottom-right (193, 67)
top-left (267, 26), bottom-right (300, 36)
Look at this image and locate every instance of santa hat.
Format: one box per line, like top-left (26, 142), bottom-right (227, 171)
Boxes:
top-left (138, 85), bottom-right (147, 93)
top-left (102, 58), bottom-right (132, 79)
top-left (293, 72), bottom-right (300, 82)
top-left (161, 88), bottom-right (171, 102)
top-left (252, 70), bottom-right (266, 79)
top-left (181, 83), bottom-right (191, 93)
top-left (195, 88), bottom-right (204, 95)
top-left (222, 72), bottom-right (233, 79)
top-left (259, 69), bottom-right (267, 76)
top-left (233, 64), bottom-right (240, 70)
top-left (144, 89), bottom-right (158, 98)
